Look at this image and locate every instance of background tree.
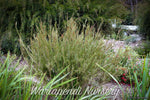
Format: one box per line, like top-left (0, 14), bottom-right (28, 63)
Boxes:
top-left (0, 0), bottom-right (129, 54)
top-left (135, 0), bottom-right (150, 39)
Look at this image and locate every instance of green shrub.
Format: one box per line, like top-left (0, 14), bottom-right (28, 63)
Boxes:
top-left (107, 29), bottom-right (127, 40)
top-left (0, 32), bottom-right (21, 55)
top-left (134, 41), bottom-right (150, 57)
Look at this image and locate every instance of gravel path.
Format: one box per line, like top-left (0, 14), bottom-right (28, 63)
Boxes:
top-left (103, 39), bottom-right (142, 52)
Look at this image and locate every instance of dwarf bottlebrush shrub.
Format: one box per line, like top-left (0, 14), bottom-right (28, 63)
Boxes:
top-left (97, 57), bottom-right (150, 99)
top-left (21, 19), bottom-right (139, 88)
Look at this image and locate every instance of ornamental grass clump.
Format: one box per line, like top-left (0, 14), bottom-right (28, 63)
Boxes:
top-left (21, 19), bottom-right (138, 88)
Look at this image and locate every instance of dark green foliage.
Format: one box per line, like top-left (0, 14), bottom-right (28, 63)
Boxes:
top-left (122, 13), bottom-right (134, 25)
top-left (135, 0), bottom-right (150, 39)
top-left (134, 41), bottom-right (150, 57)
top-left (1, 37), bottom-right (15, 54)
top-left (0, 0), bottom-right (128, 54)
top-left (0, 31), bottom-right (21, 55)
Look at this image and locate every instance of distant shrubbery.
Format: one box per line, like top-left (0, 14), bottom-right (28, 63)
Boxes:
top-left (135, 0), bottom-right (150, 39)
top-left (0, 0), bottom-right (128, 54)
top-left (134, 41), bottom-right (150, 57)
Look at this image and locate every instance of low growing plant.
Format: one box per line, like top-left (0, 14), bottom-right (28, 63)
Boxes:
top-left (134, 41), bottom-right (150, 57)
top-left (97, 56), bottom-right (150, 100)
top-left (131, 57), bottom-right (150, 99)
top-left (0, 53), bottom-right (76, 100)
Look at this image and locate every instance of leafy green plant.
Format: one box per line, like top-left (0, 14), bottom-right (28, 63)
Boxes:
top-left (134, 41), bottom-right (150, 57)
top-left (0, 32), bottom-right (21, 55)
top-left (125, 36), bottom-right (137, 44)
top-left (0, 52), bottom-right (33, 100)
top-left (0, 52), bottom-right (76, 100)
top-left (130, 57), bottom-right (150, 100)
